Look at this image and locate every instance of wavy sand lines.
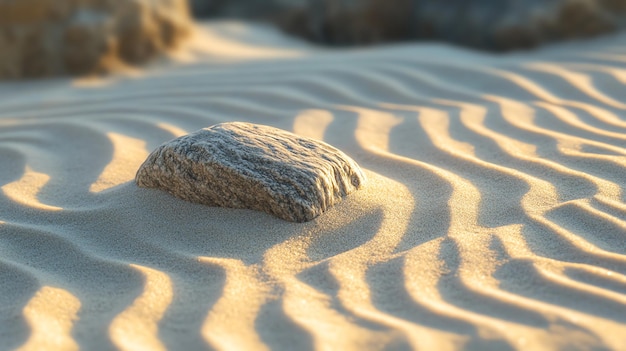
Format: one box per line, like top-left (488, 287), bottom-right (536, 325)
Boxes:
top-left (199, 257), bottom-right (271, 351)
top-left (109, 265), bottom-right (173, 351)
top-left (89, 133), bottom-right (149, 193)
top-left (2, 167), bottom-right (63, 211)
top-left (1, 23), bottom-right (626, 350)
top-left (17, 287), bottom-right (80, 351)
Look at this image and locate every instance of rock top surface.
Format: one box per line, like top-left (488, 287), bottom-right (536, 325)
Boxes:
top-left (136, 122), bottom-right (366, 222)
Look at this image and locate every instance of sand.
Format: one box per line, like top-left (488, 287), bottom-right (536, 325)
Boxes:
top-left (1, 21), bottom-right (626, 350)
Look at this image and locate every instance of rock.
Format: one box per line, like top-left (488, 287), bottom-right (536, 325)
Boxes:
top-left (276, 0), bottom-right (413, 45)
top-left (189, 0), bottom-right (308, 19)
top-left (0, 0), bottom-right (191, 79)
top-left (135, 122), bottom-right (366, 222)
top-left (276, 0), bottom-right (625, 51)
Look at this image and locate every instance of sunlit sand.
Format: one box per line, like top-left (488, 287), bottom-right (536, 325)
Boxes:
top-left (1, 20), bottom-right (626, 350)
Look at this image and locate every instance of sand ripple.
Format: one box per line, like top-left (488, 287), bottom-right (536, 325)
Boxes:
top-left (0, 24), bottom-right (625, 350)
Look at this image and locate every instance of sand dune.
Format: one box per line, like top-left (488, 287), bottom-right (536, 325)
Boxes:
top-left (1, 22), bottom-right (626, 350)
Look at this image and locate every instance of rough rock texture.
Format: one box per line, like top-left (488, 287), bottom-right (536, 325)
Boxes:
top-left (269, 0), bottom-right (626, 51)
top-left (135, 122), bottom-right (366, 222)
top-left (0, 0), bottom-right (191, 79)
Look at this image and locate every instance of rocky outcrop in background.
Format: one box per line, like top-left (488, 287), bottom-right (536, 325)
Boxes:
top-left (0, 0), bottom-right (191, 79)
top-left (3, 0), bottom-right (625, 79)
top-left (189, 0), bottom-right (303, 18)
top-left (287, 0), bottom-right (624, 50)
top-left (192, 0), bottom-right (626, 51)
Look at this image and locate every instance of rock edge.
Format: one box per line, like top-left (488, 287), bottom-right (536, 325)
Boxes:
top-left (135, 122), bottom-right (366, 222)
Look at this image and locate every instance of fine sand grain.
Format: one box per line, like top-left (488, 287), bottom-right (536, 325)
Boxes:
top-left (1, 21), bottom-right (626, 351)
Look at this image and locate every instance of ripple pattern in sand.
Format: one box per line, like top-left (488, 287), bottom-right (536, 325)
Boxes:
top-left (0, 33), bottom-right (625, 351)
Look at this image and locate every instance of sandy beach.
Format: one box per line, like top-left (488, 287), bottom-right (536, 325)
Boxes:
top-left (1, 21), bottom-right (626, 350)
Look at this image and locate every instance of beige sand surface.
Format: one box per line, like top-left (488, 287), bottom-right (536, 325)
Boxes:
top-left (1, 21), bottom-right (626, 351)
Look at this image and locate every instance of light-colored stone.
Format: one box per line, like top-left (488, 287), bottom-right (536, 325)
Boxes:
top-left (0, 0), bottom-right (191, 79)
top-left (135, 122), bottom-right (366, 222)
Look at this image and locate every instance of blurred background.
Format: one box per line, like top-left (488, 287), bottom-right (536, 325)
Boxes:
top-left (190, 0), bottom-right (626, 50)
top-left (2, 0), bottom-right (626, 79)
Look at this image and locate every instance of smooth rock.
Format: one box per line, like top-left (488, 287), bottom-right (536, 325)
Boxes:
top-left (135, 122), bottom-right (366, 222)
top-left (0, 0), bottom-right (191, 79)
